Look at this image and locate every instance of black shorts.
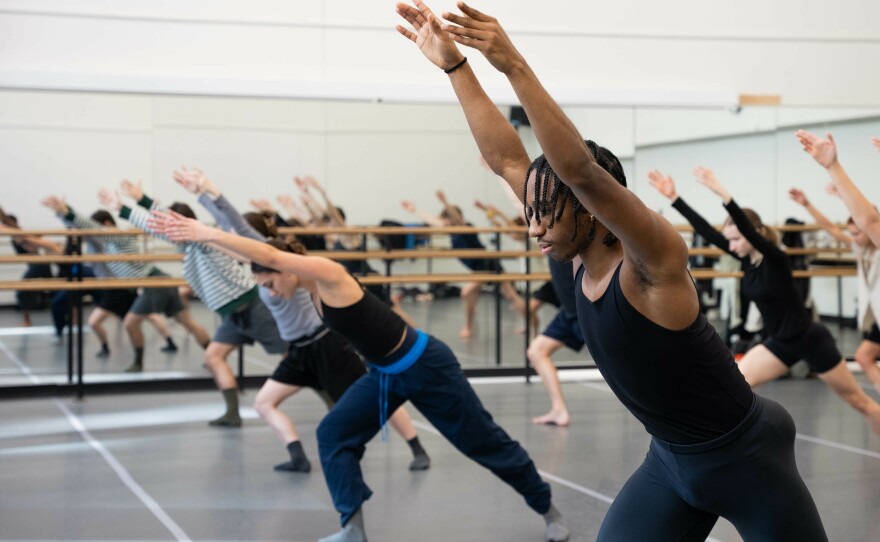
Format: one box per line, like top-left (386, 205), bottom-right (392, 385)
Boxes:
top-left (96, 289), bottom-right (137, 319)
top-left (542, 310), bottom-right (585, 352)
top-left (862, 323), bottom-right (880, 344)
top-left (461, 258), bottom-right (504, 273)
top-left (271, 328), bottom-right (366, 402)
top-left (531, 281), bottom-right (560, 307)
top-left (763, 322), bottom-right (842, 374)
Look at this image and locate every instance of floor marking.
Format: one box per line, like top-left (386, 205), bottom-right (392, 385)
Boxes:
top-left (53, 399), bottom-right (192, 542)
top-left (796, 433), bottom-right (880, 459)
top-left (411, 420), bottom-right (724, 542)
top-left (0, 338), bottom-right (41, 384)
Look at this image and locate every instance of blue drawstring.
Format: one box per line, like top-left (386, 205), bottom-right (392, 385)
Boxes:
top-left (371, 329), bottom-right (429, 443)
top-left (378, 372), bottom-right (390, 442)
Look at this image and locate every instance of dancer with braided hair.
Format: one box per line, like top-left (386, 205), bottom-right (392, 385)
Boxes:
top-left (396, 1), bottom-right (826, 539)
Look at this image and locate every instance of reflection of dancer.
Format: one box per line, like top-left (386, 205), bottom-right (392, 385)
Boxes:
top-left (526, 258), bottom-right (580, 427)
top-left (42, 196), bottom-right (208, 364)
top-left (0, 207), bottom-right (58, 327)
top-left (789, 186), bottom-right (880, 394)
top-left (151, 210), bottom-right (570, 542)
top-left (174, 168), bottom-right (430, 472)
top-left (649, 168), bottom-right (880, 435)
top-left (475, 199), bottom-right (557, 334)
top-left (397, 1), bottom-right (825, 538)
top-left (100, 184), bottom-right (286, 426)
top-left (402, 192), bottom-right (529, 338)
top-left (798, 129), bottom-right (880, 394)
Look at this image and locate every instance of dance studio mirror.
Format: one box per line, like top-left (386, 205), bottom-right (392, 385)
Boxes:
top-left (2, 88), bottom-right (880, 389)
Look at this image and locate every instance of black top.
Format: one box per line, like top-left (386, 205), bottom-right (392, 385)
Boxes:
top-left (450, 224), bottom-right (487, 270)
top-left (575, 263), bottom-right (753, 444)
top-left (672, 197), bottom-right (811, 340)
top-left (321, 288), bottom-right (407, 364)
top-left (548, 257), bottom-right (577, 317)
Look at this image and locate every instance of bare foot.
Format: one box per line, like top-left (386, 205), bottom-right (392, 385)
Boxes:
top-left (532, 411), bottom-right (571, 427)
top-left (459, 327), bottom-right (473, 339)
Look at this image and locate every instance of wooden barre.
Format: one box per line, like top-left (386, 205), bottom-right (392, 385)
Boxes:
top-left (0, 247), bottom-right (854, 265)
top-left (0, 277), bottom-right (189, 291)
top-left (690, 268), bottom-right (856, 279)
top-left (0, 267), bottom-right (856, 292)
top-left (1, 223), bottom-right (846, 237)
top-left (0, 249), bottom-right (542, 265)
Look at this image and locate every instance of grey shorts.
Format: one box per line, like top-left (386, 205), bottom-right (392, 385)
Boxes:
top-left (128, 268), bottom-right (184, 317)
top-left (213, 299), bottom-right (287, 354)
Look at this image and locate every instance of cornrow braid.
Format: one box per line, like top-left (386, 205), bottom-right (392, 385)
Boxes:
top-left (523, 141), bottom-right (626, 244)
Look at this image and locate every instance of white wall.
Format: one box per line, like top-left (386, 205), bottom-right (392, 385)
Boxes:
top-left (2, 0), bottom-right (880, 106)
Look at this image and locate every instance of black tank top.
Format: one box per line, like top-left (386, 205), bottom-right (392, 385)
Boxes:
top-left (575, 263), bottom-right (753, 444)
top-left (321, 288), bottom-right (407, 364)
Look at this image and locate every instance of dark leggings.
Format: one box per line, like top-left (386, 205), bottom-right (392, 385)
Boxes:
top-left (316, 336), bottom-right (551, 527)
top-left (598, 396), bottom-right (826, 541)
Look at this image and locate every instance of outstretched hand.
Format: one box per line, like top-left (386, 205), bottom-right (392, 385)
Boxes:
top-left (250, 198), bottom-right (275, 213)
top-left (439, 1), bottom-right (524, 74)
top-left (401, 200), bottom-right (417, 213)
top-left (173, 167), bottom-right (206, 195)
top-left (41, 195), bottom-right (69, 215)
top-left (693, 167), bottom-right (731, 201)
top-left (98, 189), bottom-right (122, 211)
top-left (788, 188), bottom-right (809, 207)
top-left (120, 179), bottom-right (144, 201)
top-left (647, 171), bottom-right (678, 201)
top-left (395, 0), bottom-right (465, 71)
top-left (796, 129), bottom-right (838, 169)
top-left (871, 136), bottom-right (880, 153)
top-left (825, 183), bottom-right (841, 199)
top-left (147, 210), bottom-right (214, 243)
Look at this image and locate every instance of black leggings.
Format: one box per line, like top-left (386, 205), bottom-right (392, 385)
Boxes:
top-left (598, 396), bottom-right (826, 541)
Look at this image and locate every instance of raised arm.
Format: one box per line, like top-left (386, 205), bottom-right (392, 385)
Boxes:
top-left (693, 167), bottom-right (785, 263)
top-left (396, 0), bottom-right (531, 200)
top-left (435, 191), bottom-right (466, 225)
top-left (797, 129), bottom-right (880, 246)
top-left (789, 187), bottom-right (851, 245)
top-left (401, 200), bottom-right (444, 227)
top-left (646, 170), bottom-right (734, 256)
top-left (174, 167), bottom-right (266, 241)
top-left (435, 2), bottom-right (686, 275)
top-left (149, 210), bottom-right (360, 306)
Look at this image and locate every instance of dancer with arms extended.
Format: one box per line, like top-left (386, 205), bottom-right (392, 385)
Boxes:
top-left (172, 168), bottom-right (430, 472)
top-left (648, 167), bottom-right (880, 434)
top-left (396, 1), bottom-right (826, 539)
top-left (149, 207), bottom-right (570, 542)
top-left (789, 185), bottom-right (880, 394)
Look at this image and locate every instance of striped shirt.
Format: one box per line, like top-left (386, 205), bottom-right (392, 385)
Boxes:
top-left (62, 209), bottom-right (153, 279)
top-left (121, 204), bottom-right (257, 316)
top-left (198, 193), bottom-right (325, 341)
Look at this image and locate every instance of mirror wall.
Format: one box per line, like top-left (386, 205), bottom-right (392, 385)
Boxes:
top-left (2, 88), bottom-right (880, 387)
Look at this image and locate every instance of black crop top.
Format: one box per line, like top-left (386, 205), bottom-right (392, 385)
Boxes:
top-left (575, 263), bottom-right (753, 444)
top-left (321, 288), bottom-right (407, 364)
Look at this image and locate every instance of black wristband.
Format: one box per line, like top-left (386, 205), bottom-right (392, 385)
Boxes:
top-left (444, 57), bottom-right (468, 74)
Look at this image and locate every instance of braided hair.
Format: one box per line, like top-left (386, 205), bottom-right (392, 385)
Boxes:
top-left (523, 140), bottom-right (627, 246)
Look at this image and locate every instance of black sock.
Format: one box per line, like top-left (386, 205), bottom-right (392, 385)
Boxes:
top-left (274, 440), bottom-right (311, 472)
top-left (134, 347), bottom-right (144, 365)
top-left (407, 436), bottom-right (426, 457)
top-left (166, 337), bottom-right (177, 349)
top-left (100, 343), bottom-right (109, 352)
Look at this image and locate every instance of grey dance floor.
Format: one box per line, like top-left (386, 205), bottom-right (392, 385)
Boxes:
top-left (1, 298), bottom-right (879, 541)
